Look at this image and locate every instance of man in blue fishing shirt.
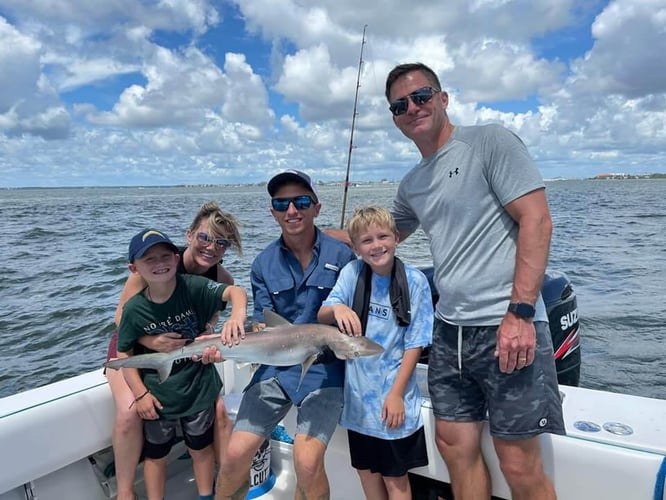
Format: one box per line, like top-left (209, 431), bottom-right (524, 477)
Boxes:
top-left (213, 170), bottom-right (356, 499)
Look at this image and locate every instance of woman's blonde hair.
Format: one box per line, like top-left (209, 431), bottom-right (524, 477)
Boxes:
top-left (346, 205), bottom-right (397, 242)
top-left (189, 201), bottom-right (242, 254)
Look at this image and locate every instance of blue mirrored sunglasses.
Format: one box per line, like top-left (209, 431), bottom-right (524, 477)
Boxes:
top-left (389, 86), bottom-right (439, 116)
top-left (196, 232), bottom-right (230, 249)
top-left (271, 195), bottom-right (316, 212)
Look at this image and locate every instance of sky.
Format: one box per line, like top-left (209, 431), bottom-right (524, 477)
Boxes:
top-left (0, 0), bottom-right (665, 188)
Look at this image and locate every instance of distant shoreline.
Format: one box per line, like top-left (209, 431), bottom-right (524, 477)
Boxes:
top-left (3, 174), bottom-right (665, 190)
top-left (1, 181), bottom-right (398, 190)
top-left (590, 173), bottom-right (666, 180)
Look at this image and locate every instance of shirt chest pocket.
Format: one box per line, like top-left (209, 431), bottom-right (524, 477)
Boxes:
top-left (266, 277), bottom-right (295, 296)
top-left (307, 270), bottom-right (338, 295)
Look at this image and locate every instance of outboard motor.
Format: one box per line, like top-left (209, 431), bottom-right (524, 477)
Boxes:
top-left (542, 270), bottom-right (580, 386)
top-left (419, 268), bottom-right (581, 386)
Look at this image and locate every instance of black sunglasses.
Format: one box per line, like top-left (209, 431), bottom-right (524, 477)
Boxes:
top-left (389, 86), bottom-right (440, 116)
top-left (196, 232), bottom-right (230, 250)
top-left (271, 195), bottom-right (316, 212)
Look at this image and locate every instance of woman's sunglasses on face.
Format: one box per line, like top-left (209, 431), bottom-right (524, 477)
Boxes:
top-left (196, 232), bottom-right (230, 250)
top-left (389, 86), bottom-right (440, 116)
top-left (271, 195), bottom-right (316, 212)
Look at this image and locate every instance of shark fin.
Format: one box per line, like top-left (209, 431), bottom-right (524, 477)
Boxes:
top-left (297, 353), bottom-right (319, 390)
top-left (263, 309), bottom-right (292, 327)
top-left (157, 362), bottom-right (174, 383)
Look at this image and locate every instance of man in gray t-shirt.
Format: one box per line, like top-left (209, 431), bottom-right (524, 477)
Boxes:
top-left (385, 62), bottom-right (563, 500)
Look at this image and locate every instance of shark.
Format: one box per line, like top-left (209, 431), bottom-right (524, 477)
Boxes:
top-left (104, 309), bottom-right (384, 384)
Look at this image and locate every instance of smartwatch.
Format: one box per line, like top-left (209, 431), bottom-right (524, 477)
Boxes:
top-left (507, 302), bottom-right (535, 319)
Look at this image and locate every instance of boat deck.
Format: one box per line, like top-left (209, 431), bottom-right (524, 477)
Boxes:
top-left (2, 366), bottom-right (666, 500)
top-left (95, 431), bottom-right (367, 499)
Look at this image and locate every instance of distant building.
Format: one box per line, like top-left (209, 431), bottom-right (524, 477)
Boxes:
top-left (594, 173), bottom-right (629, 179)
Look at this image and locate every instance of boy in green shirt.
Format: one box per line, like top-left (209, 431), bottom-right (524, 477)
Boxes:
top-left (117, 228), bottom-right (247, 500)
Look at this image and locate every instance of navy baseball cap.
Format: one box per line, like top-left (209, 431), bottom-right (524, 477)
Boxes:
top-left (128, 229), bottom-right (179, 262)
top-left (267, 169), bottom-right (319, 201)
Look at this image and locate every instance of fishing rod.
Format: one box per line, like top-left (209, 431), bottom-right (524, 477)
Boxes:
top-left (339, 24), bottom-right (367, 229)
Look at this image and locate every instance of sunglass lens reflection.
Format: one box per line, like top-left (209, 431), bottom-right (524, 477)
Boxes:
top-left (389, 87), bottom-right (437, 116)
top-left (196, 232), bottom-right (230, 249)
top-left (271, 195), bottom-right (314, 211)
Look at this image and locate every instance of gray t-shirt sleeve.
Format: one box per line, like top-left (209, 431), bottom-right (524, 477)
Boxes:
top-left (482, 125), bottom-right (545, 206)
top-left (392, 184), bottom-right (420, 236)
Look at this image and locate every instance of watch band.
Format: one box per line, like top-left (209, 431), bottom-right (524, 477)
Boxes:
top-left (507, 302), bottom-right (536, 319)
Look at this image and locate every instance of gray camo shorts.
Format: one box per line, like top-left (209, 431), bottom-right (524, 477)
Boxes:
top-left (428, 319), bottom-right (565, 439)
top-left (234, 377), bottom-right (343, 446)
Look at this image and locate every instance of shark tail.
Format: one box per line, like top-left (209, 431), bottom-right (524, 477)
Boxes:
top-left (104, 354), bottom-right (175, 383)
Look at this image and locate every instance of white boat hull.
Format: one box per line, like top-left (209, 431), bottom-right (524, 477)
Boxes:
top-left (1, 364), bottom-right (664, 499)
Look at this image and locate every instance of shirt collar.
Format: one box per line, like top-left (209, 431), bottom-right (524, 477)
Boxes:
top-left (278, 226), bottom-right (322, 257)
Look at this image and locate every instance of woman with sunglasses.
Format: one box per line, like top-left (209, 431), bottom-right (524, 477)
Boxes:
top-left (106, 201), bottom-right (242, 500)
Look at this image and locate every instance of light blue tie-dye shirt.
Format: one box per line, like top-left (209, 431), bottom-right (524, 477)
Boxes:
top-left (322, 259), bottom-right (433, 439)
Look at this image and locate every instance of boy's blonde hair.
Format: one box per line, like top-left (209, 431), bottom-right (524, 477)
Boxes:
top-left (346, 205), bottom-right (397, 242)
top-left (188, 201), bottom-right (242, 255)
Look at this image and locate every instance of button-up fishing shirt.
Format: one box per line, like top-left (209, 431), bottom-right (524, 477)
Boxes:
top-left (249, 227), bottom-right (356, 403)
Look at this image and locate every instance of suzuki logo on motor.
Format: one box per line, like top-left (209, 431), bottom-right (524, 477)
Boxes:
top-left (560, 309), bottom-right (578, 330)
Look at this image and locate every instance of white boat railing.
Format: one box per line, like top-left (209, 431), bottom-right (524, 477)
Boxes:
top-left (1, 365), bottom-right (665, 500)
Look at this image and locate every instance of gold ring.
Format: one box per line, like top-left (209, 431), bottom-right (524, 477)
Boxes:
top-left (519, 357), bottom-right (527, 362)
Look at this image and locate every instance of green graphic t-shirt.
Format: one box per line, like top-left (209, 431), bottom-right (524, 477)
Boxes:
top-left (118, 274), bottom-right (227, 419)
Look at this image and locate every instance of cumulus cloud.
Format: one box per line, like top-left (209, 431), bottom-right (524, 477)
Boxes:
top-left (0, 0), bottom-right (665, 186)
top-left (573, 0), bottom-right (666, 97)
top-left (446, 39), bottom-right (566, 103)
top-left (84, 46), bottom-right (226, 128)
top-left (0, 17), bottom-right (71, 139)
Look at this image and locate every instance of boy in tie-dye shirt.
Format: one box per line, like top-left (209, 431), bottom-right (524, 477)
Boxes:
top-left (318, 206), bottom-right (432, 499)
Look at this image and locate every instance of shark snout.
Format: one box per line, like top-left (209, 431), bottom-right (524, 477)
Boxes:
top-left (345, 336), bottom-right (384, 359)
top-left (359, 338), bottom-right (384, 355)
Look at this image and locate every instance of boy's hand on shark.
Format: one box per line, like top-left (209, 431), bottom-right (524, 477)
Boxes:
top-left (221, 315), bottom-right (246, 345)
top-left (200, 345), bottom-right (223, 364)
top-left (332, 305), bottom-right (363, 336)
top-left (192, 314), bottom-right (247, 363)
top-left (191, 336), bottom-right (225, 363)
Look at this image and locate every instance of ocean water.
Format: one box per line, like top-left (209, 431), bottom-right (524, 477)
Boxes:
top-left (0, 180), bottom-right (664, 400)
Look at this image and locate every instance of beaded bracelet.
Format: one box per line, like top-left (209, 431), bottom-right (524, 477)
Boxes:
top-left (128, 389), bottom-right (150, 409)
